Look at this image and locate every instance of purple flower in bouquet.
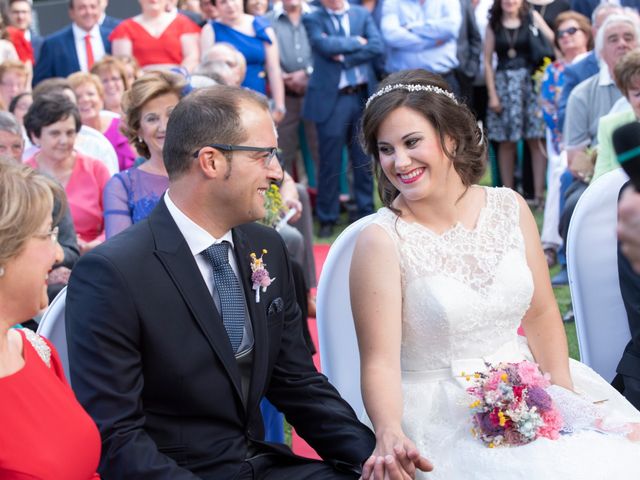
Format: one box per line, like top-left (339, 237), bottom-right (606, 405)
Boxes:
top-left (526, 386), bottom-right (553, 412)
top-left (484, 411), bottom-right (506, 433)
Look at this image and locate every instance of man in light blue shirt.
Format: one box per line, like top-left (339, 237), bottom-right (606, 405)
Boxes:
top-left (380, 0), bottom-right (462, 94)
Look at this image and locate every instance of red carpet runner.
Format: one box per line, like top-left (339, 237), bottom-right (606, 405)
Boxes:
top-left (290, 243), bottom-right (331, 459)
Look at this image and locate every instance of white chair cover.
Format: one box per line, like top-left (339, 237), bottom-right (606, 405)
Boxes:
top-left (316, 214), bottom-right (375, 418)
top-left (567, 168), bottom-right (631, 382)
top-left (37, 286), bottom-right (70, 385)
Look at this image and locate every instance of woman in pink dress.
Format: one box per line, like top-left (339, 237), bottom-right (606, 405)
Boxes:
top-left (110, 0), bottom-right (201, 72)
top-left (0, 160), bottom-right (101, 479)
top-left (68, 72), bottom-right (136, 171)
top-left (23, 92), bottom-right (110, 254)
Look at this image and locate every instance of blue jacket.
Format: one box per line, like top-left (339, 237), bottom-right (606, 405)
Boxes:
top-left (302, 5), bottom-right (383, 123)
top-left (33, 24), bottom-right (112, 86)
top-left (558, 50), bottom-right (599, 131)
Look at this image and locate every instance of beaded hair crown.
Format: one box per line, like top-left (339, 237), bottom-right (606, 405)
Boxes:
top-left (365, 83), bottom-right (458, 109)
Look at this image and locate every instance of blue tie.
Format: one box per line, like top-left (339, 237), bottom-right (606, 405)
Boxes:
top-left (203, 242), bottom-right (245, 353)
top-left (332, 12), bottom-right (359, 87)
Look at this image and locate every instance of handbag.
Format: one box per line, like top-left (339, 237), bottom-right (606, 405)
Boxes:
top-left (527, 11), bottom-right (554, 70)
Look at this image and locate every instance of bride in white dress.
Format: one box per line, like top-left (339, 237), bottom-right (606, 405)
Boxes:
top-left (351, 69), bottom-right (640, 479)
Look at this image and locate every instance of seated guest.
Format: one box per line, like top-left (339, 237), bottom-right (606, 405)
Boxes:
top-left (595, 49), bottom-right (640, 181)
top-left (90, 55), bottom-right (129, 115)
top-left (24, 92), bottom-right (110, 254)
top-left (110, 0), bottom-right (201, 73)
top-left (28, 77), bottom-right (119, 174)
top-left (8, 91), bottom-right (32, 129)
top-left (0, 60), bottom-right (30, 111)
top-left (0, 14), bottom-right (19, 65)
top-left (8, 91), bottom-right (32, 147)
top-left (68, 72), bottom-right (136, 171)
top-left (103, 70), bottom-right (186, 238)
top-left (617, 184), bottom-right (640, 412)
top-left (0, 110), bottom-right (79, 301)
top-left (199, 42), bottom-right (247, 87)
top-left (116, 54), bottom-right (143, 86)
top-left (66, 85), bottom-right (377, 479)
top-left (0, 159), bottom-right (100, 478)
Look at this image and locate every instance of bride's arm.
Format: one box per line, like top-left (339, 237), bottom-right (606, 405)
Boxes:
top-left (350, 224), bottom-right (433, 477)
top-left (517, 194), bottom-right (574, 390)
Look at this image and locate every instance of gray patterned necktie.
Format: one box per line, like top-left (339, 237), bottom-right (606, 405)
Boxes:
top-left (203, 242), bottom-right (245, 352)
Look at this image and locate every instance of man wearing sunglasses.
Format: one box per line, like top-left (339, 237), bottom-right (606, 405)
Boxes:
top-left (65, 85), bottom-right (409, 479)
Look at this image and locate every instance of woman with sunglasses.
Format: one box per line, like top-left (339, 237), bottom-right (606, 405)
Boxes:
top-left (103, 71), bottom-right (186, 239)
top-left (539, 10), bottom-right (592, 267)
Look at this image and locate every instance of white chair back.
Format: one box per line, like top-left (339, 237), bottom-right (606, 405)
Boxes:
top-left (567, 168), bottom-right (631, 382)
top-left (316, 214), bottom-right (376, 418)
top-left (37, 287), bottom-right (70, 385)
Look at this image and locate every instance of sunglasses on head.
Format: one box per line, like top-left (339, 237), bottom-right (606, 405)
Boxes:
top-left (557, 27), bottom-right (580, 38)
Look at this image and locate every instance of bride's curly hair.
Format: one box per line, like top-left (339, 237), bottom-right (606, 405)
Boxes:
top-left (360, 69), bottom-right (487, 213)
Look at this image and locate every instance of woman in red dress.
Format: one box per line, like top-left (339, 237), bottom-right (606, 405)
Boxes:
top-left (0, 160), bottom-right (101, 479)
top-left (110, 0), bottom-right (201, 72)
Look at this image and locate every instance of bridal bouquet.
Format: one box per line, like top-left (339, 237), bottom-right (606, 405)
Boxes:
top-left (466, 360), bottom-right (563, 447)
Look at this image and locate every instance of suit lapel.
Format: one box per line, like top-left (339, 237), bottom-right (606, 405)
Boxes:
top-left (64, 28), bottom-right (81, 73)
top-left (99, 26), bottom-right (112, 53)
top-left (149, 201), bottom-right (244, 403)
top-left (232, 227), bottom-right (268, 412)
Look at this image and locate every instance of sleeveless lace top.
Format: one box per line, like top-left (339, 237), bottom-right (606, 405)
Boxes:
top-left (371, 187), bottom-right (534, 373)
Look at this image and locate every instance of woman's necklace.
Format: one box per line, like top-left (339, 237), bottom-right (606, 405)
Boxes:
top-left (505, 26), bottom-right (520, 59)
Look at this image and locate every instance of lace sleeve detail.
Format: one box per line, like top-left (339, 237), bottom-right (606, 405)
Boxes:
top-left (22, 329), bottom-right (51, 368)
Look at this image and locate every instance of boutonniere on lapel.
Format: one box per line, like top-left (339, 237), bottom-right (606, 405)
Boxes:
top-left (250, 249), bottom-right (275, 303)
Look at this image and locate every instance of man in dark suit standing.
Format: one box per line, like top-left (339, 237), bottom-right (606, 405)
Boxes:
top-left (303, 0), bottom-right (383, 238)
top-left (66, 85), bottom-right (391, 479)
top-left (33, 0), bottom-right (111, 85)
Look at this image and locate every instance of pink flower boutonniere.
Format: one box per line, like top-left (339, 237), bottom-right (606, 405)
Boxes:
top-left (250, 249), bottom-right (275, 303)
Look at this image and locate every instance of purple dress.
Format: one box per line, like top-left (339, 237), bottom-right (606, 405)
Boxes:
top-left (103, 117), bottom-right (136, 171)
top-left (103, 165), bottom-right (168, 238)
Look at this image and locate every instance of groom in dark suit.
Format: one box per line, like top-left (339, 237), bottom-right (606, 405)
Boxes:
top-left (66, 86), bottom-right (379, 479)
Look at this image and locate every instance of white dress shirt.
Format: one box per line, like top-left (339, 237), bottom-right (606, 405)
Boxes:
top-left (71, 22), bottom-right (106, 72)
top-left (164, 192), bottom-right (254, 355)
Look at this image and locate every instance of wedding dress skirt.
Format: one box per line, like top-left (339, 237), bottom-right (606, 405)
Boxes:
top-left (366, 188), bottom-right (640, 479)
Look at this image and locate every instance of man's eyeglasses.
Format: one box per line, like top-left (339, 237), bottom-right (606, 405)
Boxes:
top-left (557, 27), bottom-right (580, 38)
top-left (33, 226), bottom-right (59, 244)
top-left (193, 143), bottom-right (279, 167)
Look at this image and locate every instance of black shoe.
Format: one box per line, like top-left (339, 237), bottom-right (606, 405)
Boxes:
top-left (317, 223), bottom-right (334, 238)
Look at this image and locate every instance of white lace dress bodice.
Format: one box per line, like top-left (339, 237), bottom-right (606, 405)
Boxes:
top-left (364, 187), bottom-right (640, 479)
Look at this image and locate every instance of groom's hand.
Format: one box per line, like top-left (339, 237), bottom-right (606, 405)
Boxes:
top-left (361, 449), bottom-right (433, 479)
top-left (395, 445), bottom-right (433, 478)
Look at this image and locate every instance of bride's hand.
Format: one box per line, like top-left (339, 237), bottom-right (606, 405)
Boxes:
top-left (362, 428), bottom-right (434, 479)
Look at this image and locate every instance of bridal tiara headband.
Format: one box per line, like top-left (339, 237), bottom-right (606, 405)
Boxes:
top-left (365, 83), bottom-right (458, 109)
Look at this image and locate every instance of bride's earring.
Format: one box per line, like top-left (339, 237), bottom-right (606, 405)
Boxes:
top-left (0, 266), bottom-right (4, 277)
top-left (138, 136), bottom-right (144, 144)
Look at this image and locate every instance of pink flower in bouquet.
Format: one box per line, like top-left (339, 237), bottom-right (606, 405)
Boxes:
top-left (517, 361), bottom-right (550, 387)
top-left (538, 409), bottom-right (563, 440)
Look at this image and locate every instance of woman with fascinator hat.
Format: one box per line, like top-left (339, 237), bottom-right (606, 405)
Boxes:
top-left (352, 69), bottom-right (640, 479)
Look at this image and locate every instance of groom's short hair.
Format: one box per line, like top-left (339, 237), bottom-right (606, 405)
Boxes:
top-left (163, 85), bottom-right (269, 180)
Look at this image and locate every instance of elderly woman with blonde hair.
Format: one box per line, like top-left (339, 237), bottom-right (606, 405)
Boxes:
top-left (68, 72), bottom-right (136, 171)
top-left (0, 160), bottom-right (101, 478)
